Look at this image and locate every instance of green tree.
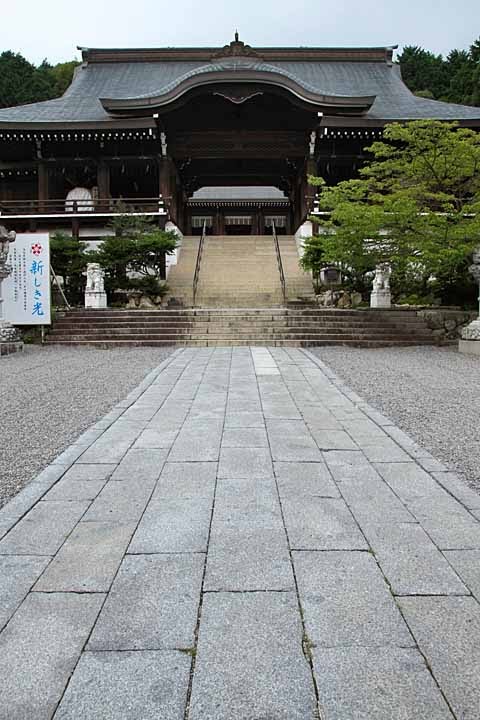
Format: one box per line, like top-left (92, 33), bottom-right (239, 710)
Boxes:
top-left (397, 46), bottom-right (449, 99)
top-left (0, 51), bottom-right (79, 107)
top-left (308, 120), bottom-right (480, 305)
top-left (444, 50), bottom-right (475, 105)
top-left (398, 37), bottom-right (480, 107)
top-left (299, 235), bottom-right (326, 291)
top-left (50, 232), bottom-right (88, 305)
top-left (92, 216), bottom-right (178, 297)
top-left (49, 61), bottom-right (80, 95)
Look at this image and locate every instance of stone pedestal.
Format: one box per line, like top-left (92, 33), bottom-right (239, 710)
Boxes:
top-left (459, 340), bottom-right (480, 356)
top-left (459, 248), bottom-right (480, 356)
top-left (459, 319), bottom-right (480, 356)
top-left (0, 339), bottom-right (23, 356)
top-left (0, 227), bottom-right (23, 357)
top-left (370, 289), bottom-right (391, 309)
top-left (85, 291), bottom-right (107, 309)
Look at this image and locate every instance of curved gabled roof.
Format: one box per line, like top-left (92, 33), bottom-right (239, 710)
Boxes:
top-left (0, 41), bottom-right (479, 128)
top-left (99, 59), bottom-right (375, 114)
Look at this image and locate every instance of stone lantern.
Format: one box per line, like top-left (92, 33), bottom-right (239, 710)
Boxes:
top-left (459, 247), bottom-right (480, 355)
top-left (0, 225), bottom-right (23, 356)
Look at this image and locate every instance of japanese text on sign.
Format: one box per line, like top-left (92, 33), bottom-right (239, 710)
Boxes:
top-left (4, 233), bottom-right (51, 325)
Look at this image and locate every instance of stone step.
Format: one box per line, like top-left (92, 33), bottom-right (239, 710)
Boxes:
top-left (46, 338), bottom-right (436, 348)
top-left (52, 320), bottom-right (428, 332)
top-left (166, 234), bottom-right (312, 308)
top-left (48, 331), bottom-right (436, 343)
top-left (58, 308), bottom-right (430, 321)
top-left (48, 305), bottom-right (437, 348)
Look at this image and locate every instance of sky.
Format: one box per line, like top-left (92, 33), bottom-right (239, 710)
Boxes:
top-left (3, 0), bottom-right (480, 65)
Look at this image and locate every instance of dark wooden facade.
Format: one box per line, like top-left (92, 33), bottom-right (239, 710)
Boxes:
top-left (1, 37), bottom-right (479, 236)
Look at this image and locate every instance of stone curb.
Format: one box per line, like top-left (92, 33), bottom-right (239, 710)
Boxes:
top-left (0, 348), bottom-right (184, 540)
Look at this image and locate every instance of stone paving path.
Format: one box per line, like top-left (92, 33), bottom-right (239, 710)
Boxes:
top-left (1, 347), bottom-right (480, 719)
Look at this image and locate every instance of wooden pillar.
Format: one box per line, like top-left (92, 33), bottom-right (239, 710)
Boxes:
top-left (159, 156), bottom-right (182, 225)
top-left (37, 161), bottom-right (49, 209)
top-left (253, 208), bottom-right (261, 235)
top-left (169, 162), bottom-right (178, 223)
top-left (286, 209), bottom-right (293, 235)
top-left (158, 157), bottom-right (170, 204)
top-left (71, 218), bottom-right (80, 239)
top-left (258, 209), bottom-right (265, 235)
top-left (214, 206), bottom-right (222, 236)
top-left (97, 160), bottom-right (110, 207)
top-left (292, 174), bottom-right (302, 232)
top-left (184, 205), bottom-right (191, 234)
top-left (306, 157), bottom-right (317, 215)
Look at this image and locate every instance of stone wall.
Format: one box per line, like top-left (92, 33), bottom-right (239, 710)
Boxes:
top-left (416, 309), bottom-right (477, 340)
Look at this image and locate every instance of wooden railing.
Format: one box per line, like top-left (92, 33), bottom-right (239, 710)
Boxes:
top-left (272, 220), bottom-right (286, 305)
top-left (0, 197), bottom-right (165, 216)
top-left (192, 220), bottom-right (207, 307)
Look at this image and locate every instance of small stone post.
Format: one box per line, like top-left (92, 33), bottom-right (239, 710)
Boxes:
top-left (370, 263), bottom-right (392, 309)
top-left (459, 247), bottom-right (480, 355)
top-left (85, 263), bottom-right (107, 309)
top-left (0, 225), bottom-right (23, 356)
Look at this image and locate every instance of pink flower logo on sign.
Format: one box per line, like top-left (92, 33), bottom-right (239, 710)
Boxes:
top-left (31, 243), bottom-right (43, 256)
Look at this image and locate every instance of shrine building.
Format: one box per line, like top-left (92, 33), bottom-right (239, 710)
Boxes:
top-left (1, 35), bottom-right (480, 242)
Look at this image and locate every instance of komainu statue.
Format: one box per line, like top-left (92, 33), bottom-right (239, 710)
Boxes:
top-left (85, 263), bottom-right (107, 309)
top-left (372, 263), bottom-right (391, 291)
top-left (0, 225), bottom-right (16, 267)
top-left (86, 263), bottom-right (105, 293)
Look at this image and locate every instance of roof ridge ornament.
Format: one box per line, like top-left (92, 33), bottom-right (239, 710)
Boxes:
top-left (212, 33), bottom-right (263, 61)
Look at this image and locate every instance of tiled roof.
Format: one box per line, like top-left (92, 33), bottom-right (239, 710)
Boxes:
top-left (0, 46), bottom-right (479, 126)
top-left (191, 186), bottom-right (287, 200)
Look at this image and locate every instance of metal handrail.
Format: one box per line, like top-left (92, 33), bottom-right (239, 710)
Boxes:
top-left (272, 220), bottom-right (286, 305)
top-left (192, 220), bottom-right (206, 307)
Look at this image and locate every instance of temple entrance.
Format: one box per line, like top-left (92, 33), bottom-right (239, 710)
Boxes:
top-left (188, 187), bottom-right (291, 236)
top-left (225, 216), bottom-right (252, 235)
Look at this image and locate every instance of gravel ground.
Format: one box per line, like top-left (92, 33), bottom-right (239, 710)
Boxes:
top-left (311, 346), bottom-right (480, 492)
top-left (0, 345), bottom-right (173, 508)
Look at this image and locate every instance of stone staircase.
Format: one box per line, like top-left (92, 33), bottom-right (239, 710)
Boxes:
top-left (166, 235), bottom-right (314, 307)
top-left (46, 308), bottom-right (439, 347)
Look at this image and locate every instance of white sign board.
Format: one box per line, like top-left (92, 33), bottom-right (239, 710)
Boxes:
top-left (4, 233), bottom-right (51, 325)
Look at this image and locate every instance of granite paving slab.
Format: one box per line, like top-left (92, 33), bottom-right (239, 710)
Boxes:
top-left (0, 500), bottom-right (90, 555)
top-left (42, 476), bottom-right (107, 501)
top-left (151, 461), bottom-right (217, 500)
top-left (443, 549), bottom-right (480, 600)
top-left (205, 522), bottom-right (294, 591)
top-left (110, 447), bottom-right (168, 481)
top-left (88, 554), bottom-right (204, 651)
top-left (283, 497), bottom-right (368, 550)
top-left (294, 551), bottom-right (414, 647)
top-left (0, 592), bottom-right (104, 720)
top-left (2, 346), bottom-right (480, 719)
top-left (0, 555), bottom-right (50, 631)
top-left (313, 647), bottom-right (454, 720)
top-left (274, 461), bottom-right (340, 497)
top-left (128, 497), bottom-right (213, 553)
top-left (362, 522), bottom-right (468, 596)
top-left (188, 592), bottom-right (317, 720)
top-left (82, 478), bottom-right (155, 523)
top-left (169, 419), bottom-right (223, 462)
top-left (54, 650), bottom-right (191, 720)
top-left (34, 521), bottom-right (137, 592)
top-left (218, 446), bottom-right (274, 479)
top-left (400, 596), bottom-right (480, 720)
